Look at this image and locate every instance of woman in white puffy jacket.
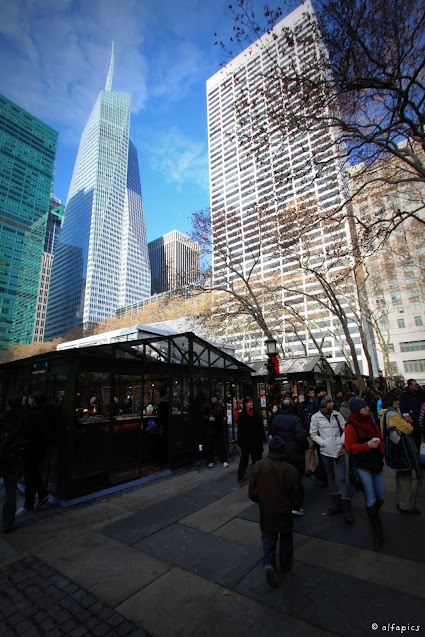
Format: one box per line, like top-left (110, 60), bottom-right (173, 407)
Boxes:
top-left (310, 395), bottom-right (352, 522)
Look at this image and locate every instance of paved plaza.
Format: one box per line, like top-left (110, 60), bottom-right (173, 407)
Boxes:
top-left (0, 459), bottom-right (424, 636)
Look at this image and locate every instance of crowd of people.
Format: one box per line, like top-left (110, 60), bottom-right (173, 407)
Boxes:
top-left (1, 381), bottom-right (423, 592)
top-left (242, 379), bottom-right (424, 589)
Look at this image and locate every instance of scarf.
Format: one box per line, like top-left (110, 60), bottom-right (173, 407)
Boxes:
top-left (246, 409), bottom-right (253, 417)
top-left (348, 411), bottom-right (381, 440)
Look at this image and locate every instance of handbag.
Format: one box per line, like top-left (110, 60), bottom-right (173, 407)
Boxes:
top-left (348, 453), bottom-right (364, 492)
top-left (306, 436), bottom-right (316, 472)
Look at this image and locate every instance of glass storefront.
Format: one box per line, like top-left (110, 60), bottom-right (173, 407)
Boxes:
top-left (0, 331), bottom-right (253, 501)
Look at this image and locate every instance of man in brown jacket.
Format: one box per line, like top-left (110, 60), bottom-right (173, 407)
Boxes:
top-left (249, 435), bottom-right (302, 588)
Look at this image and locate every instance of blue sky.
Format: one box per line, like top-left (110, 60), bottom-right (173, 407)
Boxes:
top-left (0, 0), bottom-right (294, 242)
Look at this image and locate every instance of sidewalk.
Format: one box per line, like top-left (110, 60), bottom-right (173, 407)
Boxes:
top-left (0, 460), bottom-right (424, 637)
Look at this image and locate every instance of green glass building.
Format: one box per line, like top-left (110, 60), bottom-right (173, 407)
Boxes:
top-left (0, 94), bottom-right (58, 349)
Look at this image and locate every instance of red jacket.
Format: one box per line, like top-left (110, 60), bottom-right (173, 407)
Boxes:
top-left (345, 412), bottom-right (385, 472)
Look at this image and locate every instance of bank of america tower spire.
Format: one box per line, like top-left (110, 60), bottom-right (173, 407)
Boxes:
top-left (45, 44), bottom-right (151, 339)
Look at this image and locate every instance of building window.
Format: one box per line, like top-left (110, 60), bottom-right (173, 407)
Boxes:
top-left (414, 316), bottom-right (423, 327)
top-left (400, 341), bottom-right (425, 352)
top-left (403, 360), bottom-right (425, 373)
top-left (398, 319), bottom-right (405, 329)
top-left (388, 344), bottom-right (395, 353)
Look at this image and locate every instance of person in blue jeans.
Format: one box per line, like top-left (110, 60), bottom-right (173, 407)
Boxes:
top-left (248, 436), bottom-right (302, 588)
top-left (345, 397), bottom-right (385, 550)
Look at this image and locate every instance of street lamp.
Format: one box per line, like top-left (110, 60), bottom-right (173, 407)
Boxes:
top-left (265, 335), bottom-right (280, 417)
top-left (265, 336), bottom-right (278, 355)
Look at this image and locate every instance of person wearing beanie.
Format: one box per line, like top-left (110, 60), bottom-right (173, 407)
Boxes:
top-left (345, 397), bottom-right (385, 550)
top-left (339, 392), bottom-right (356, 422)
top-left (304, 386), bottom-right (329, 488)
top-left (310, 395), bottom-right (353, 522)
top-left (200, 392), bottom-right (229, 468)
top-left (237, 396), bottom-right (266, 484)
top-left (249, 435), bottom-right (302, 589)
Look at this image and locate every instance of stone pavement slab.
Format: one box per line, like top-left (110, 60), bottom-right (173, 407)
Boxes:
top-left (292, 533), bottom-right (425, 598)
top-left (6, 502), bottom-right (130, 554)
top-left (0, 536), bottom-right (24, 569)
top-left (350, 549), bottom-right (425, 599)
top-left (179, 485), bottom-right (252, 533)
top-left (134, 522), bottom-right (260, 589)
top-left (239, 482), bottom-right (425, 562)
top-left (235, 560), bottom-right (425, 637)
top-left (33, 532), bottom-right (171, 607)
top-left (116, 566), bottom-right (337, 637)
top-left (100, 475), bottom-right (243, 545)
top-left (212, 518), bottom-right (261, 552)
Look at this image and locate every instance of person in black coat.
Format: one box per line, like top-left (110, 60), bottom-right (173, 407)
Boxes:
top-left (0, 396), bottom-right (24, 533)
top-left (16, 391), bottom-right (50, 516)
top-left (271, 398), bottom-right (308, 515)
top-left (200, 392), bottom-right (229, 468)
top-left (399, 379), bottom-right (425, 450)
top-left (237, 396), bottom-right (266, 483)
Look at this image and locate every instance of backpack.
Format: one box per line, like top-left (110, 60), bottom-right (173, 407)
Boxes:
top-left (382, 409), bottom-right (412, 472)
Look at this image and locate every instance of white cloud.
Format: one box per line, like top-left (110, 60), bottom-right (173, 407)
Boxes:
top-left (147, 127), bottom-right (209, 192)
top-left (0, 0), bottom-right (213, 144)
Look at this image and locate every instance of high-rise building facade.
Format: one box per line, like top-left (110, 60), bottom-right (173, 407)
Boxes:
top-left (0, 94), bottom-right (58, 349)
top-left (349, 157), bottom-right (425, 383)
top-left (149, 230), bottom-right (200, 294)
top-left (206, 1), bottom-right (369, 371)
top-left (32, 195), bottom-right (64, 343)
top-left (45, 45), bottom-right (151, 340)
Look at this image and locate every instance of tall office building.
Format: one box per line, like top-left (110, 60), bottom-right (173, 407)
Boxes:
top-left (0, 94), bottom-right (58, 349)
top-left (148, 230), bottom-right (200, 294)
top-left (206, 1), bottom-right (368, 369)
top-left (32, 195), bottom-right (64, 343)
top-left (45, 44), bottom-right (151, 340)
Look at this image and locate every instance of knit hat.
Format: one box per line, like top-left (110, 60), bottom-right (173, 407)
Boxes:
top-left (211, 392), bottom-right (220, 399)
top-left (320, 395), bottom-right (333, 408)
top-left (348, 397), bottom-right (367, 413)
top-left (268, 435), bottom-right (285, 452)
top-left (31, 391), bottom-right (45, 404)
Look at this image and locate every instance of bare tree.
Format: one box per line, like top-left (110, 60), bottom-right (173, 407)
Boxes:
top-left (216, 0), bottom-right (425, 245)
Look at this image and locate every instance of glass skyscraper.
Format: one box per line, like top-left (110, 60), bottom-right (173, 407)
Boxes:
top-left (45, 45), bottom-right (151, 340)
top-left (0, 94), bottom-right (58, 349)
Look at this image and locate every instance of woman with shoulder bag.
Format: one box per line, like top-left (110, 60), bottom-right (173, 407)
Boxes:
top-left (379, 393), bottom-right (420, 515)
top-left (310, 395), bottom-right (352, 522)
top-left (345, 397), bottom-right (385, 550)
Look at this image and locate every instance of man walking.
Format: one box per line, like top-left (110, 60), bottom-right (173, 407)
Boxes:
top-left (200, 392), bottom-right (229, 468)
top-left (249, 436), bottom-right (302, 589)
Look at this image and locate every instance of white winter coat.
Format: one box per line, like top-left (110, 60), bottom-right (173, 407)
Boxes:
top-left (310, 410), bottom-right (346, 458)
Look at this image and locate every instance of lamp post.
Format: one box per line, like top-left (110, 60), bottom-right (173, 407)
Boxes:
top-left (265, 336), bottom-right (280, 416)
top-left (265, 336), bottom-right (278, 373)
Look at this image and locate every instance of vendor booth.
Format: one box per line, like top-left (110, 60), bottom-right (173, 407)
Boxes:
top-left (0, 328), bottom-right (252, 503)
